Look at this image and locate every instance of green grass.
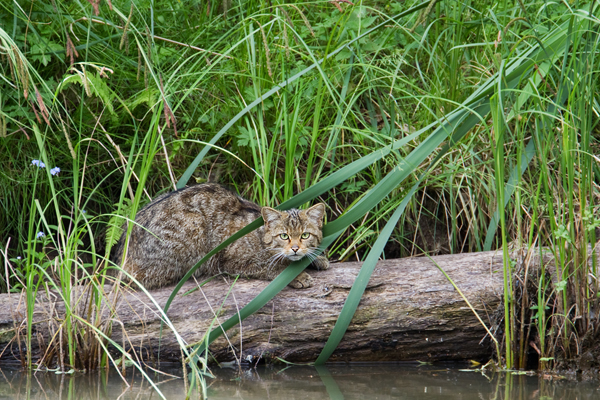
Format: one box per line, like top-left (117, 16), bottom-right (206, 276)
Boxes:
top-left (1, 0), bottom-right (599, 386)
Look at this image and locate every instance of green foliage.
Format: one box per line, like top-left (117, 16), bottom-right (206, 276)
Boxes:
top-left (105, 197), bottom-right (133, 251)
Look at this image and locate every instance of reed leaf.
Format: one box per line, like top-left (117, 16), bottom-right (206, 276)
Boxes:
top-left (315, 180), bottom-right (420, 364)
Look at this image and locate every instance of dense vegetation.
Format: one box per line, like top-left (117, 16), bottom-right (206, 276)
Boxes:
top-left (1, 0), bottom-right (599, 388)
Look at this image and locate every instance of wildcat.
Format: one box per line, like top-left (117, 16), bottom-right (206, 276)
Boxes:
top-left (110, 184), bottom-right (328, 289)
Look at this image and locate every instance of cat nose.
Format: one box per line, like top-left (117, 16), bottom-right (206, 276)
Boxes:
top-left (291, 245), bottom-right (299, 253)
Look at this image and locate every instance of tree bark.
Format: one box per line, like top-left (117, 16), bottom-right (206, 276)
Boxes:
top-left (0, 251), bottom-right (509, 365)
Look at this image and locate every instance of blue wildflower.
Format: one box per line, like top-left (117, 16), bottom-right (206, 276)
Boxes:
top-left (50, 167), bottom-right (61, 176)
top-left (36, 231), bottom-right (45, 238)
top-left (32, 159), bottom-right (46, 168)
top-left (17, 256), bottom-right (21, 260)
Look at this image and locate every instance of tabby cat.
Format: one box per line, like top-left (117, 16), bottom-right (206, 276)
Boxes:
top-left (111, 184), bottom-right (328, 289)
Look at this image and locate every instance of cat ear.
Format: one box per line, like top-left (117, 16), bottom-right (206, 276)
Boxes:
top-left (261, 207), bottom-right (282, 226)
top-left (305, 203), bottom-right (325, 223)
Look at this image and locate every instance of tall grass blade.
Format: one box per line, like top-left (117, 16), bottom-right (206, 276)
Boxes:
top-left (483, 139), bottom-right (535, 251)
top-left (490, 93), bottom-right (514, 368)
top-left (315, 180), bottom-right (419, 364)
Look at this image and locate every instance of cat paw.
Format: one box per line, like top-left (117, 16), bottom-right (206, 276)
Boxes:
top-left (289, 271), bottom-right (312, 289)
top-left (309, 255), bottom-right (329, 270)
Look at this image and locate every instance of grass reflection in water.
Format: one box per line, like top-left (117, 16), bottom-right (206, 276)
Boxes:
top-left (0, 363), bottom-right (597, 400)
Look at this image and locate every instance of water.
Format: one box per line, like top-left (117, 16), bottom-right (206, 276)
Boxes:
top-left (0, 363), bottom-right (598, 399)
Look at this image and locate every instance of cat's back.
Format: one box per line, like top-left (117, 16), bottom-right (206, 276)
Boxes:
top-left (114, 183), bottom-right (262, 261)
top-left (135, 183), bottom-right (261, 228)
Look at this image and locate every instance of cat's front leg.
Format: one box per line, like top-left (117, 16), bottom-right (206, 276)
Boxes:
top-left (288, 255), bottom-right (328, 288)
top-left (289, 271), bottom-right (312, 289)
top-left (309, 255), bottom-right (329, 271)
top-left (256, 262), bottom-right (312, 288)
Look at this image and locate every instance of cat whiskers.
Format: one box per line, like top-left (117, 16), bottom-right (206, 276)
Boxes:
top-left (305, 247), bottom-right (322, 261)
top-left (304, 251), bottom-right (318, 263)
top-left (266, 250), bottom-right (287, 274)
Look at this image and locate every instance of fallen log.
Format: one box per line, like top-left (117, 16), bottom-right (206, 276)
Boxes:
top-left (0, 251), bottom-right (510, 365)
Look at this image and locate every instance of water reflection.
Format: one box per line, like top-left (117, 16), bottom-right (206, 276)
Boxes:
top-left (0, 363), bottom-right (598, 399)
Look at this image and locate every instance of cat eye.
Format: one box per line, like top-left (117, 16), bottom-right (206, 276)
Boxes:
top-left (301, 232), bottom-right (310, 239)
top-left (279, 233), bottom-right (290, 240)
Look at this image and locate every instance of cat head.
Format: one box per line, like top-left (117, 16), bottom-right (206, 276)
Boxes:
top-left (261, 203), bottom-right (325, 262)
